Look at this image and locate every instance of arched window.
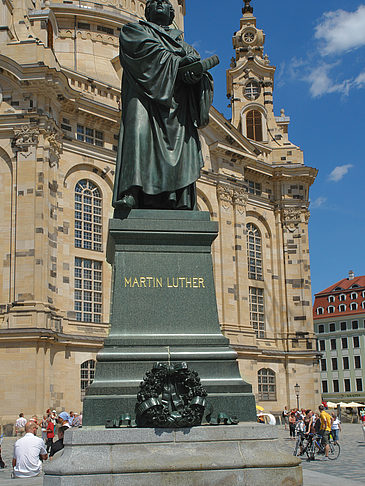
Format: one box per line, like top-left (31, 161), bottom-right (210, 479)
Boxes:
top-left (258, 368), bottom-right (276, 401)
top-left (350, 302), bottom-right (358, 310)
top-left (350, 292), bottom-right (358, 300)
top-left (338, 304), bottom-right (346, 312)
top-left (246, 110), bottom-right (263, 141)
top-left (328, 295), bottom-right (335, 303)
top-left (328, 306), bottom-right (335, 313)
top-left (80, 359), bottom-right (95, 400)
top-left (316, 307), bottom-right (324, 315)
top-left (75, 179), bottom-right (102, 251)
top-left (339, 294), bottom-right (346, 301)
top-left (247, 223), bottom-right (262, 280)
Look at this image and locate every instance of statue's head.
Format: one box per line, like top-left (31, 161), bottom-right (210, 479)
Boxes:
top-left (145, 0), bottom-right (175, 26)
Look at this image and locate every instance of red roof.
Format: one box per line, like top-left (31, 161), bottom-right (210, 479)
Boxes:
top-left (313, 275), bottom-right (365, 320)
top-left (315, 276), bottom-right (365, 296)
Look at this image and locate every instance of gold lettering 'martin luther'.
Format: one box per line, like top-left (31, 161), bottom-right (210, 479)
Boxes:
top-left (124, 277), bottom-right (206, 288)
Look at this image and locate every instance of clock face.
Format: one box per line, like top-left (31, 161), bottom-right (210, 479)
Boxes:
top-left (243, 31), bottom-right (255, 44)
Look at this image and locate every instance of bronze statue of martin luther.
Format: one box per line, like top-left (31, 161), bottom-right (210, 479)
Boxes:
top-left (113, 0), bottom-right (218, 211)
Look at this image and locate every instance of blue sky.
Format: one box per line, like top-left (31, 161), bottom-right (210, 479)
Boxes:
top-left (185, 0), bottom-right (365, 297)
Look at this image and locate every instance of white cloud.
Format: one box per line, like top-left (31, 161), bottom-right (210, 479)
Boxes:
top-left (328, 164), bottom-right (353, 182)
top-left (315, 6), bottom-right (365, 56)
top-left (354, 71), bottom-right (365, 87)
top-left (306, 63), bottom-right (351, 98)
top-left (311, 197), bottom-right (327, 209)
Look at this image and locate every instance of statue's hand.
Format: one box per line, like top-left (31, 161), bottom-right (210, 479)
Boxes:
top-left (183, 70), bottom-right (203, 85)
top-left (179, 54), bottom-right (200, 67)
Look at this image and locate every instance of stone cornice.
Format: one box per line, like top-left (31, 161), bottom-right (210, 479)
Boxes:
top-left (208, 141), bottom-right (258, 163)
top-left (0, 327), bottom-right (107, 346)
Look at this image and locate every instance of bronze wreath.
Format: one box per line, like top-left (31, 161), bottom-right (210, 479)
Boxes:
top-left (135, 362), bottom-right (207, 428)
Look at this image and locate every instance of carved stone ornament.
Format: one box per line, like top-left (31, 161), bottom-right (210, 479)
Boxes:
top-left (304, 209), bottom-right (310, 224)
top-left (233, 188), bottom-right (248, 213)
top-left (12, 125), bottom-right (39, 152)
top-left (217, 184), bottom-right (234, 210)
top-left (135, 362), bottom-right (207, 428)
top-left (282, 207), bottom-right (302, 232)
top-left (43, 129), bottom-right (62, 166)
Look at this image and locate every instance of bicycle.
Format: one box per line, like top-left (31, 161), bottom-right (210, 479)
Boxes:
top-left (306, 432), bottom-right (340, 461)
top-left (293, 432), bottom-right (312, 457)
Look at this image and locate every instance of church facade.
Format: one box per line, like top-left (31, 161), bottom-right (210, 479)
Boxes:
top-left (0, 0), bottom-right (320, 429)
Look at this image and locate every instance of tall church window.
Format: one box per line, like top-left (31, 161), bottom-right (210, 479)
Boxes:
top-left (249, 287), bottom-right (265, 338)
top-left (81, 359), bottom-right (95, 400)
top-left (258, 368), bottom-right (276, 401)
top-left (74, 257), bottom-right (102, 323)
top-left (246, 110), bottom-right (263, 141)
top-left (75, 179), bottom-right (102, 251)
top-left (247, 223), bottom-right (262, 280)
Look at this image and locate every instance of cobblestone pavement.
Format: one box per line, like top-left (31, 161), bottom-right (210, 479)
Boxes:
top-left (0, 424), bottom-right (364, 485)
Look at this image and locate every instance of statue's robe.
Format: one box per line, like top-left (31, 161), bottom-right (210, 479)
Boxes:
top-left (112, 20), bottom-right (213, 209)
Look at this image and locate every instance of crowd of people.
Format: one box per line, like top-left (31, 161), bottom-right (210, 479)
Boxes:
top-left (282, 404), bottom-right (342, 459)
top-left (1, 409), bottom-right (83, 478)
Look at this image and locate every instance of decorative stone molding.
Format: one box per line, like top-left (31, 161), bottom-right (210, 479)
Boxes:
top-left (282, 207), bottom-right (308, 232)
top-left (303, 209), bottom-right (310, 224)
top-left (233, 188), bottom-right (248, 214)
top-left (41, 126), bottom-right (63, 167)
top-left (59, 29), bottom-right (119, 47)
top-left (12, 125), bottom-right (39, 152)
top-left (216, 184), bottom-right (234, 210)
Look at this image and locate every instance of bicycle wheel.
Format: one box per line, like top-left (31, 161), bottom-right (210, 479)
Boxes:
top-left (306, 441), bottom-right (315, 460)
top-left (293, 437), bottom-right (302, 456)
top-left (328, 441), bottom-right (340, 460)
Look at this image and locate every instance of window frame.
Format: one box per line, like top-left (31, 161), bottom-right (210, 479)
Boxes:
top-left (246, 110), bottom-right (263, 142)
top-left (257, 368), bottom-right (276, 401)
top-left (80, 359), bottom-right (96, 400)
top-left (246, 223), bottom-right (263, 280)
top-left (354, 355), bottom-right (361, 369)
top-left (75, 179), bottom-right (103, 252)
top-left (74, 257), bottom-right (103, 323)
top-left (249, 287), bottom-right (265, 338)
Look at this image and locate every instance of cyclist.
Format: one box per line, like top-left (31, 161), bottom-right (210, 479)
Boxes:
top-left (318, 404), bottom-right (333, 460)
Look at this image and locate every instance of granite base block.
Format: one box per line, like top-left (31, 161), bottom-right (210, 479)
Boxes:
top-left (43, 424), bottom-right (302, 486)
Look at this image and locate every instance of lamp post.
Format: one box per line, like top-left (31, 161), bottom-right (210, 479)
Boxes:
top-left (294, 383), bottom-right (300, 410)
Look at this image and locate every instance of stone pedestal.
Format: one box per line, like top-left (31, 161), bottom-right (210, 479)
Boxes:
top-left (43, 424), bottom-right (302, 486)
top-left (83, 210), bottom-right (256, 425)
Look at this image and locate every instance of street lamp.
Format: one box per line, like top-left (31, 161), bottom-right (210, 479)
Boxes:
top-left (294, 383), bottom-right (300, 410)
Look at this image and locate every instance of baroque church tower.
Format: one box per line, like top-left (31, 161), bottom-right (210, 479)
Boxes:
top-left (0, 0), bottom-right (320, 430)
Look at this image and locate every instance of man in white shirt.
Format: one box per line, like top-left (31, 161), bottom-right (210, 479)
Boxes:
top-left (15, 413), bottom-right (27, 438)
top-left (12, 422), bottom-right (48, 478)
